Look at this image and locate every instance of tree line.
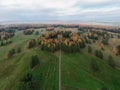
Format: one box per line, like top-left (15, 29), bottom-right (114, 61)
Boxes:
top-left (38, 31), bottom-right (85, 53)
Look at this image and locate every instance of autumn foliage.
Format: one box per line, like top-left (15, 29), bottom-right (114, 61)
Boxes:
top-left (38, 31), bottom-right (85, 53)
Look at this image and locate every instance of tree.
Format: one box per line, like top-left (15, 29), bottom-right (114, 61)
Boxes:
top-left (116, 45), bottom-right (120, 55)
top-left (88, 46), bottom-right (92, 53)
top-left (108, 55), bottom-right (115, 68)
top-left (28, 39), bottom-right (36, 49)
top-left (95, 50), bottom-right (103, 59)
top-left (0, 41), bottom-right (4, 46)
top-left (118, 34), bottom-right (120, 39)
top-left (90, 59), bottom-right (100, 72)
top-left (101, 38), bottom-right (109, 45)
top-left (35, 31), bottom-right (39, 35)
top-left (7, 50), bottom-right (12, 58)
top-left (23, 30), bottom-right (34, 35)
top-left (30, 55), bottom-right (39, 69)
top-left (21, 72), bottom-right (36, 90)
top-left (39, 31), bottom-right (85, 53)
top-left (11, 48), bottom-right (15, 55)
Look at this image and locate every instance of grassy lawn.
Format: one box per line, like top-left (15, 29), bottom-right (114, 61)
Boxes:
top-left (0, 30), bottom-right (120, 90)
top-left (0, 30), bottom-right (59, 90)
top-left (61, 52), bottom-right (120, 90)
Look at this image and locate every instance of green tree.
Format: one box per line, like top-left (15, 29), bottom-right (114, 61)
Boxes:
top-left (95, 50), bottom-right (103, 59)
top-left (118, 34), bottom-right (120, 39)
top-left (90, 59), bottom-right (100, 72)
top-left (0, 41), bottom-right (4, 46)
top-left (11, 48), bottom-right (15, 55)
top-left (88, 46), bottom-right (92, 53)
top-left (30, 55), bottom-right (39, 69)
top-left (28, 39), bottom-right (36, 49)
top-left (101, 38), bottom-right (109, 45)
top-left (21, 72), bottom-right (36, 90)
top-left (108, 55), bottom-right (115, 68)
top-left (7, 48), bottom-right (15, 58)
top-left (35, 31), bottom-right (39, 35)
top-left (116, 45), bottom-right (120, 55)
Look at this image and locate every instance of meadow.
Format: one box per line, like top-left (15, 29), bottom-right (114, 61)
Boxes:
top-left (0, 27), bottom-right (120, 90)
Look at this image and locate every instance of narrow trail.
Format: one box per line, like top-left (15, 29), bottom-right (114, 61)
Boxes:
top-left (59, 48), bottom-right (62, 90)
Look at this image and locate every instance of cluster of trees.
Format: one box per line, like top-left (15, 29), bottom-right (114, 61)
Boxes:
top-left (0, 27), bottom-right (15, 32)
top-left (0, 32), bottom-right (15, 40)
top-left (90, 56), bottom-right (116, 73)
top-left (59, 25), bottom-right (79, 28)
top-left (28, 39), bottom-right (36, 49)
top-left (61, 39), bottom-right (85, 53)
top-left (40, 41), bottom-right (60, 53)
top-left (20, 55), bottom-right (40, 90)
top-left (78, 25), bottom-right (120, 34)
top-left (78, 28), bottom-right (117, 69)
top-left (87, 32), bottom-right (99, 40)
top-left (46, 26), bottom-right (54, 31)
top-left (78, 26), bottom-right (93, 31)
top-left (23, 29), bottom-right (34, 35)
top-left (0, 31), bottom-right (15, 46)
top-left (101, 32), bottom-right (110, 45)
top-left (78, 27), bottom-right (117, 70)
top-left (84, 31), bottom-right (99, 44)
top-left (102, 28), bottom-right (120, 34)
top-left (42, 31), bottom-right (72, 39)
top-left (101, 38), bottom-right (109, 45)
top-left (88, 46), bottom-right (116, 68)
top-left (38, 31), bottom-right (85, 53)
top-left (0, 39), bottom-right (12, 46)
top-left (83, 30), bottom-right (111, 46)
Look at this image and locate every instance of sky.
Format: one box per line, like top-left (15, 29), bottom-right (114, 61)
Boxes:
top-left (0, 0), bottom-right (120, 23)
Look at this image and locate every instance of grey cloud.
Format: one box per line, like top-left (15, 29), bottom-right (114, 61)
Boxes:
top-left (0, 0), bottom-right (120, 23)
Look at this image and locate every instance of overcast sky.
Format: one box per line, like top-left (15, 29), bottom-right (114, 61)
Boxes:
top-left (0, 0), bottom-right (120, 23)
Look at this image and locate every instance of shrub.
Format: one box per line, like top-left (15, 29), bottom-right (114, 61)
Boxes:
top-left (7, 48), bottom-right (15, 58)
top-left (101, 87), bottom-right (108, 90)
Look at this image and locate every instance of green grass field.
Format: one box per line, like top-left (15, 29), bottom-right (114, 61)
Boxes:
top-left (0, 31), bottom-right (120, 90)
top-left (61, 52), bottom-right (120, 90)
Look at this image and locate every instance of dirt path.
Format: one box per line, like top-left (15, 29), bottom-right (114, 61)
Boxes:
top-left (59, 48), bottom-right (62, 90)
